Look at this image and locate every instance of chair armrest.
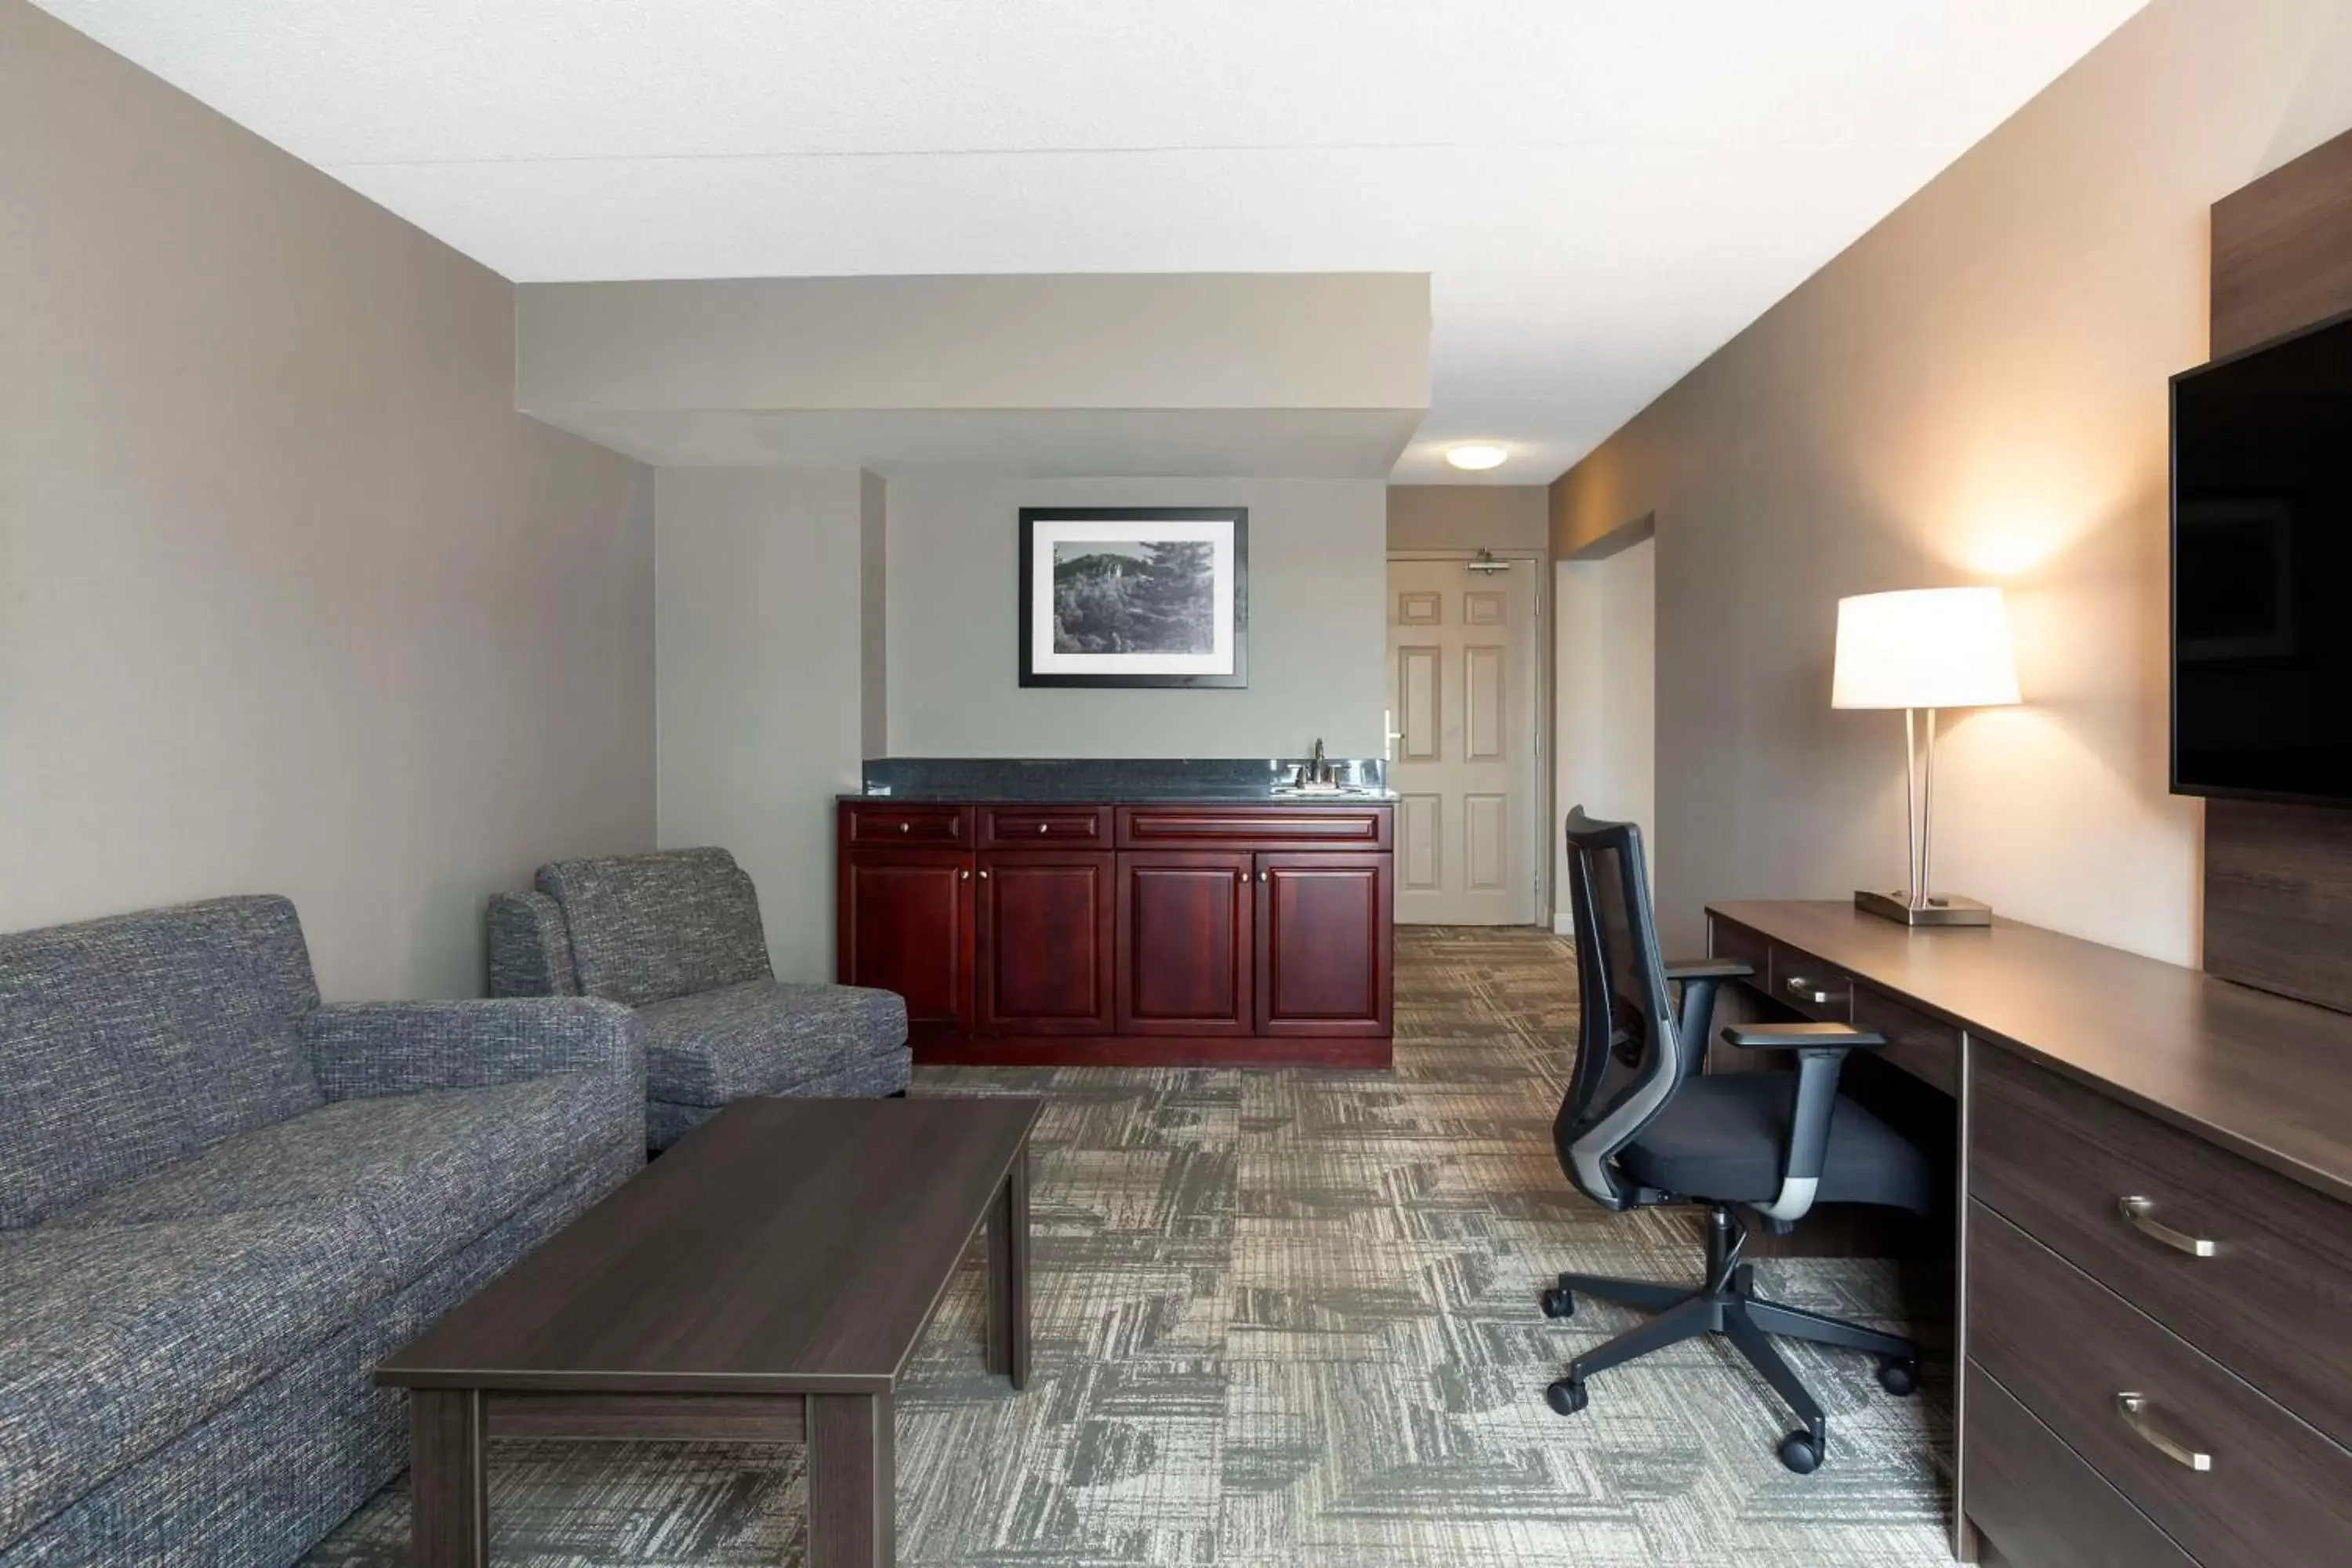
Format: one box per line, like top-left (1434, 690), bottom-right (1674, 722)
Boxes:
top-left (303, 998), bottom-right (645, 1100)
top-left (1664, 958), bottom-right (1755, 982)
top-left (1719, 1021), bottom-right (1886, 1051)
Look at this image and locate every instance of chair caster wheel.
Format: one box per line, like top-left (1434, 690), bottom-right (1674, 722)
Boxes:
top-left (1545, 1377), bottom-right (1589, 1416)
top-left (1778, 1431), bottom-right (1822, 1474)
top-left (1877, 1356), bottom-right (1920, 1397)
top-left (1541, 1285), bottom-right (1577, 1319)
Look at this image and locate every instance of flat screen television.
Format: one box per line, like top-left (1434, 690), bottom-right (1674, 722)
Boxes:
top-left (2171, 307), bottom-right (2352, 806)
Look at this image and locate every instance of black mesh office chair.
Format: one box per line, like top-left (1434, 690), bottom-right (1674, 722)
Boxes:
top-left (1544, 808), bottom-right (1932, 1473)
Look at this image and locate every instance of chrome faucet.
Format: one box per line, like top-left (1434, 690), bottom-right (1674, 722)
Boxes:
top-left (1293, 739), bottom-right (1337, 790)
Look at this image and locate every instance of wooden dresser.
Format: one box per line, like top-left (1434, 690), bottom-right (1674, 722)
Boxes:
top-left (1708, 901), bottom-right (2352, 1566)
top-left (837, 798), bottom-right (1393, 1068)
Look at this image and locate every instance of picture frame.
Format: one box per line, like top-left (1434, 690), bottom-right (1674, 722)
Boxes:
top-left (1018, 506), bottom-right (1249, 688)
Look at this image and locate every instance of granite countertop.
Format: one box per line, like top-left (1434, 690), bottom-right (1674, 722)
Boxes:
top-left (850, 757), bottom-right (1394, 805)
top-left (841, 786), bottom-right (1396, 804)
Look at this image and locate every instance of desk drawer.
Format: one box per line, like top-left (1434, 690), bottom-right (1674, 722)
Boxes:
top-left (1767, 945), bottom-right (1851, 1022)
top-left (1707, 914), bottom-right (1771, 980)
top-left (1968, 1203), bottom-right (2352, 1566)
top-left (1962, 1360), bottom-right (2194, 1568)
top-left (1852, 986), bottom-right (1958, 1094)
top-left (978, 805), bottom-right (1110, 849)
top-left (843, 804), bottom-right (970, 846)
top-left (1972, 1043), bottom-right (2352, 1447)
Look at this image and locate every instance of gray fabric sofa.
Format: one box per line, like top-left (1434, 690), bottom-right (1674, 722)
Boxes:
top-left (489, 847), bottom-right (910, 1149)
top-left (0, 896), bottom-right (645, 1566)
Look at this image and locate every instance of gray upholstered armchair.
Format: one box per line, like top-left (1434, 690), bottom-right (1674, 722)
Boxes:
top-left (490, 847), bottom-right (911, 1149)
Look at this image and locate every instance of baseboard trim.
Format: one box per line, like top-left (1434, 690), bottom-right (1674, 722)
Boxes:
top-left (1552, 913), bottom-right (1576, 937)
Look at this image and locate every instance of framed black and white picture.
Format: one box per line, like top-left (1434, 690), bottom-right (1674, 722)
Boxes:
top-left (1018, 506), bottom-right (1248, 688)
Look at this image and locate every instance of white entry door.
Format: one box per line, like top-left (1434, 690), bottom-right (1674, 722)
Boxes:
top-left (1387, 555), bottom-right (1541, 925)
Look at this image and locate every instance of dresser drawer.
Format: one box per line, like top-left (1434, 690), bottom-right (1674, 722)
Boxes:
top-left (978, 805), bottom-right (1110, 849)
top-left (1116, 805), bottom-right (1390, 851)
top-left (1962, 1360), bottom-right (2194, 1568)
top-left (1969, 1202), bottom-right (2352, 1567)
top-left (1852, 985), bottom-right (1958, 1094)
top-left (843, 804), bottom-right (970, 846)
top-left (1972, 1043), bottom-right (2352, 1447)
top-left (1766, 945), bottom-right (1851, 1022)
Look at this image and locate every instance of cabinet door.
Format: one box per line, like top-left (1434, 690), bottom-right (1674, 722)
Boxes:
top-left (1116, 852), bottom-right (1254, 1036)
top-left (977, 852), bottom-right (1115, 1034)
top-left (1256, 853), bottom-right (1392, 1036)
top-left (838, 851), bottom-right (974, 1031)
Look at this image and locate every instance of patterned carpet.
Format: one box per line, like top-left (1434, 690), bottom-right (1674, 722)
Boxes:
top-left (306, 927), bottom-right (1955, 1566)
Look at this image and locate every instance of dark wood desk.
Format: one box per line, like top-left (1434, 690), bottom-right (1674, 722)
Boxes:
top-left (1708, 902), bottom-right (2352, 1568)
top-left (379, 1097), bottom-right (1042, 1567)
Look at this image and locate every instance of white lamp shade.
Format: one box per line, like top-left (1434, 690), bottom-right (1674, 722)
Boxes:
top-left (1831, 586), bottom-right (2020, 710)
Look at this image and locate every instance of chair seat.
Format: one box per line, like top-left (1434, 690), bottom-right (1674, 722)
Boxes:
top-left (635, 980), bottom-right (910, 1106)
top-left (1616, 1072), bottom-right (1933, 1213)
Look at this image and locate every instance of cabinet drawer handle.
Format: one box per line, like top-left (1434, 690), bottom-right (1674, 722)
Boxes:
top-left (898, 822), bottom-right (910, 833)
top-left (2114, 1392), bottom-right (2212, 1471)
top-left (2117, 1196), bottom-right (2218, 1257)
top-left (1038, 822), bottom-right (1050, 833)
top-left (1783, 975), bottom-right (1836, 1005)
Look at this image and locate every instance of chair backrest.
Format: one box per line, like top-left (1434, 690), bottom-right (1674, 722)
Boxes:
top-left (0, 896), bottom-right (325, 1230)
top-left (535, 848), bottom-right (772, 1007)
top-left (1556, 808), bottom-right (1684, 1210)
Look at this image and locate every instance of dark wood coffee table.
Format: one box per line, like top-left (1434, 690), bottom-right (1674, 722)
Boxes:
top-left (377, 1095), bottom-right (1042, 1566)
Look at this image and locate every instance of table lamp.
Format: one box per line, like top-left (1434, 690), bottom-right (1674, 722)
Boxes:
top-left (1831, 586), bottom-right (2020, 927)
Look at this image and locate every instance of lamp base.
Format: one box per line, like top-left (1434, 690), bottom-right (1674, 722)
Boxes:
top-left (1854, 889), bottom-right (1994, 927)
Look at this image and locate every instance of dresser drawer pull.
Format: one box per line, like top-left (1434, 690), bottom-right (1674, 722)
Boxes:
top-left (2114, 1392), bottom-right (2213, 1472)
top-left (1783, 975), bottom-right (1837, 1005)
top-left (2117, 1196), bottom-right (2219, 1258)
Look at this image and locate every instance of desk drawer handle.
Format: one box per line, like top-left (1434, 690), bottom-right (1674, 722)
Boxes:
top-left (2118, 1196), bottom-right (2218, 1258)
top-left (2114, 1392), bottom-right (2212, 1472)
top-left (1783, 975), bottom-right (1837, 1005)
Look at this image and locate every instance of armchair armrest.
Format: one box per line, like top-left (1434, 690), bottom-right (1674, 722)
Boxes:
top-left (1664, 957), bottom-right (1755, 982)
top-left (1717, 1021), bottom-right (1887, 1223)
top-left (303, 997), bottom-right (645, 1101)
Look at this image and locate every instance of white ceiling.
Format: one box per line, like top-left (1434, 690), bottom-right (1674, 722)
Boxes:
top-left (37, 0), bottom-right (2147, 484)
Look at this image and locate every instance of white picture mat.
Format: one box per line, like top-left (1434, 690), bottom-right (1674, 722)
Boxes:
top-left (1029, 517), bottom-right (1236, 675)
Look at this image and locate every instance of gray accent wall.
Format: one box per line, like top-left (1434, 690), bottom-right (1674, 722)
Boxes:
top-left (885, 477), bottom-right (1388, 758)
top-left (654, 467), bottom-right (870, 982)
top-left (0, 0), bottom-right (655, 999)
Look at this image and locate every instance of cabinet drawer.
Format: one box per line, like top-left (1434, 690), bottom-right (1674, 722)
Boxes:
top-left (1766, 945), bottom-right (1851, 1021)
top-left (1117, 805), bottom-right (1391, 851)
top-left (1972, 1043), bottom-right (2352, 1447)
top-left (978, 805), bottom-right (1110, 849)
top-left (1852, 985), bottom-right (1958, 1093)
top-left (1962, 1361), bottom-right (2194, 1568)
top-left (843, 804), bottom-right (970, 846)
top-left (1969, 1202), bottom-right (2352, 1566)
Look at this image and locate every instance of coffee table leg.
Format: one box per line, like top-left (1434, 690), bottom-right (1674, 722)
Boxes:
top-left (409, 1388), bottom-right (488, 1566)
top-left (985, 1143), bottom-right (1031, 1389)
top-left (808, 1392), bottom-right (894, 1566)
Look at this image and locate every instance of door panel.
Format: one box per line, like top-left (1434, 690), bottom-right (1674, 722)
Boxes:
top-left (1256, 853), bottom-right (1391, 1036)
top-left (1116, 852), bottom-right (1254, 1036)
top-left (1387, 557), bottom-right (1540, 924)
top-left (838, 851), bottom-right (973, 1029)
top-left (977, 853), bottom-right (1115, 1033)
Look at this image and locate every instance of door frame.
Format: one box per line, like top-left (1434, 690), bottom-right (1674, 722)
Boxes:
top-left (1385, 548), bottom-right (1552, 927)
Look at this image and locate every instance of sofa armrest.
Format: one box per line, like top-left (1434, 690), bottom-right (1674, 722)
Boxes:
top-left (303, 998), bottom-right (644, 1101)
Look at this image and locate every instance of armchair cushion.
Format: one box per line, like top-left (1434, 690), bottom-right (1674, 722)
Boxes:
top-left (537, 849), bottom-right (772, 1007)
top-left (636, 980), bottom-right (909, 1107)
top-left (1617, 1073), bottom-right (1932, 1214)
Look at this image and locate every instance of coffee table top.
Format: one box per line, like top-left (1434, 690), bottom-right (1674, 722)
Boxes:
top-left (377, 1096), bottom-right (1043, 1396)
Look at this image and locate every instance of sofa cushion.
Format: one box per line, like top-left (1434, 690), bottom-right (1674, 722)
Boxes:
top-left (537, 848), bottom-right (771, 1007)
top-left (0, 897), bottom-right (325, 1231)
top-left (49, 1076), bottom-right (620, 1283)
top-left (636, 980), bottom-right (910, 1106)
top-left (0, 1209), bottom-right (383, 1548)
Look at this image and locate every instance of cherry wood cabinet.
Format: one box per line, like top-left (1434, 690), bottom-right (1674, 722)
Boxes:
top-left (1117, 852), bottom-right (1254, 1036)
top-left (838, 800), bottom-right (1390, 1068)
top-left (977, 851), bottom-right (1115, 1035)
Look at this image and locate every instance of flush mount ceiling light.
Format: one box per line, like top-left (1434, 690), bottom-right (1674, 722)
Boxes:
top-left (1446, 444), bottom-right (1508, 471)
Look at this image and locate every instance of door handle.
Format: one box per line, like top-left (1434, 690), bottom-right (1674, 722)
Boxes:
top-left (1259, 869), bottom-right (1269, 884)
top-left (959, 869), bottom-right (971, 880)
top-left (978, 869), bottom-right (989, 880)
top-left (1383, 707), bottom-right (1405, 762)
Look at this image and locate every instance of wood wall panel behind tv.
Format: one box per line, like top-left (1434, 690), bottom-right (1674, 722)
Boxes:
top-left (2205, 125), bottom-right (2352, 1013)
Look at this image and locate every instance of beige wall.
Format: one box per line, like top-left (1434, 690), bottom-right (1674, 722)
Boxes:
top-left (654, 469), bottom-right (869, 982)
top-left (1550, 0), bottom-right (2352, 960)
top-left (1555, 534), bottom-right (1657, 932)
top-left (0, 0), bottom-right (656, 997)
top-left (1387, 486), bottom-right (1551, 554)
top-left (887, 477), bottom-right (1388, 757)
